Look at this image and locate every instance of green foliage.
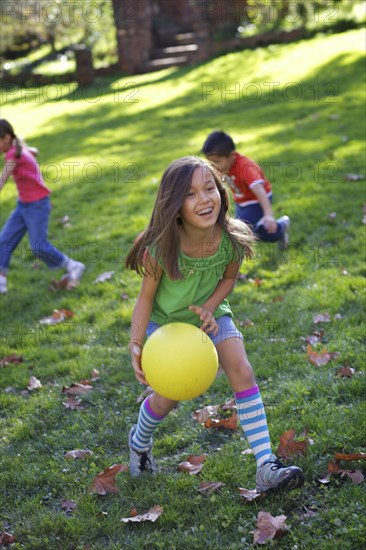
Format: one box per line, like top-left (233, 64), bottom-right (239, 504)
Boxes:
top-left (0, 29), bottom-right (365, 549)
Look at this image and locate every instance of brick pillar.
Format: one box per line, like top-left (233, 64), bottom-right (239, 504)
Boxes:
top-left (113, 0), bottom-right (153, 73)
top-left (74, 45), bottom-right (95, 86)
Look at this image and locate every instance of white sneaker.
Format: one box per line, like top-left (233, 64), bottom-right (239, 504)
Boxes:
top-left (67, 260), bottom-right (85, 282)
top-left (0, 275), bottom-right (7, 294)
top-left (277, 215), bottom-right (291, 250)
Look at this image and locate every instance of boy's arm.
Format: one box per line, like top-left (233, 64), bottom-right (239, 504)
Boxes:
top-left (189, 261), bottom-right (240, 333)
top-left (251, 183), bottom-right (277, 233)
top-left (0, 159), bottom-right (16, 189)
top-left (129, 252), bottom-right (162, 384)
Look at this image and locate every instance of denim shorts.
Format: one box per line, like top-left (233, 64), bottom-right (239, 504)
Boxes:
top-left (146, 315), bottom-right (243, 346)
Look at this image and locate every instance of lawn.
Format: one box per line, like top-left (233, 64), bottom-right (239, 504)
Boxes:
top-left (0, 29), bottom-right (365, 550)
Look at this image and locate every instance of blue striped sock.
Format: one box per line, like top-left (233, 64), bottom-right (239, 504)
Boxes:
top-left (235, 385), bottom-right (272, 468)
top-left (131, 397), bottom-right (166, 452)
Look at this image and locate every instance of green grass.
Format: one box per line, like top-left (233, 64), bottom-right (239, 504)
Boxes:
top-left (1, 29), bottom-right (365, 550)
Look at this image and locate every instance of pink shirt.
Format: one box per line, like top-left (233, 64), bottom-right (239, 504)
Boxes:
top-left (5, 145), bottom-right (50, 203)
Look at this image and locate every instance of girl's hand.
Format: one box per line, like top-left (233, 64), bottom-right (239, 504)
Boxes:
top-left (189, 305), bottom-right (219, 335)
top-left (129, 343), bottom-right (148, 385)
top-left (259, 215), bottom-right (277, 234)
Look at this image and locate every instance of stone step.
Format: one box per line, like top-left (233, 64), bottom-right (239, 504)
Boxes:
top-left (142, 55), bottom-right (189, 72)
top-left (152, 44), bottom-right (199, 59)
top-left (175, 32), bottom-right (196, 45)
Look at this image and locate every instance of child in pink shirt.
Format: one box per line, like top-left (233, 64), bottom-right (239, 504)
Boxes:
top-left (0, 119), bottom-right (85, 294)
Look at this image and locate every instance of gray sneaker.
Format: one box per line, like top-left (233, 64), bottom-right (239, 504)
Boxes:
top-left (129, 426), bottom-right (157, 478)
top-left (256, 454), bottom-right (304, 494)
top-left (277, 215), bottom-right (291, 250)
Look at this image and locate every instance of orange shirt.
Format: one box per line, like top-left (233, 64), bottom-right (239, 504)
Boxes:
top-left (227, 152), bottom-right (272, 206)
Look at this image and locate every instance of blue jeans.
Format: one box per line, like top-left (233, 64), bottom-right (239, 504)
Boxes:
top-left (236, 202), bottom-right (285, 243)
top-left (0, 196), bottom-right (66, 272)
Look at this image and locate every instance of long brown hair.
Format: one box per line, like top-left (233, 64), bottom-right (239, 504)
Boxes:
top-left (0, 119), bottom-right (22, 158)
top-left (125, 156), bottom-right (254, 279)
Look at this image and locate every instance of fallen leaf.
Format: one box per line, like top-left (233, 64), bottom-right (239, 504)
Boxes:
top-left (62, 382), bottom-right (92, 395)
top-left (277, 429), bottom-right (310, 457)
top-left (340, 267), bottom-right (349, 275)
top-left (327, 212), bottom-right (337, 219)
top-left (121, 505), bottom-right (163, 523)
top-left (39, 308), bottom-right (75, 325)
top-left (318, 475), bottom-right (331, 484)
top-left (120, 292), bottom-right (129, 300)
top-left (307, 345), bottom-right (340, 366)
top-left (305, 330), bottom-right (324, 346)
top-left (90, 464), bottom-right (128, 495)
top-left (335, 366), bottom-right (355, 378)
top-left (91, 369), bottom-right (100, 381)
top-left (0, 354), bottom-right (23, 367)
top-left (327, 461), bottom-right (364, 484)
top-left (253, 511), bottom-right (288, 545)
top-left (64, 449), bottom-right (94, 459)
top-left (178, 454), bottom-right (207, 475)
top-left (61, 499), bottom-right (77, 513)
top-left (49, 274), bottom-right (70, 291)
top-left (58, 215), bottom-right (71, 227)
top-left (238, 488), bottom-right (264, 502)
top-left (27, 376), bottom-right (42, 391)
top-left (62, 396), bottom-right (85, 410)
top-left (313, 313), bottom-right (331, 323)
top-left (197, 481), bottom-right (225, 494)
top-left (0, 531), bottom-right (17, 545)
top-left (193, 402), bottom-right (238, 430)
top-left (345, 173), bottom-right (364, 181)
top-left (334, 452), bottom-right (366, 462)
top-left (239, 318), bottom-right (254, 327)
top-left (93, 271), bottom-right (115, 284)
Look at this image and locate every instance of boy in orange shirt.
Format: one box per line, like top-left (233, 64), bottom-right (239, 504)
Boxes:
top-left (202, 131), bottom-right (290, 248)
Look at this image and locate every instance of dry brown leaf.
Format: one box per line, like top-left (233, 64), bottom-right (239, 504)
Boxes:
top-left (307, 345), bottom-right (340, 366)
top-left (61, 499), bottom-right (77, 513)
top-left (62, 382), bottom-right (92, 395)
top-left (277, 429), bottom-right (310, 457)
top-left (313, 313), bottom-right (331, 323)
top-left (253, 511), bottom-right (289, 545)
top-left (90, 464), bottom-right (128, 495)
top-left (305, 330), bottom-right (324, 346)
top-left (64, 449), bottom-right (94, 459)
top-left (49, 274), bottom-right (70, 291)
top-left (197, 481), bottom-right (225, 494)
top-left (62, 396), bottom-right (85, 410)
top-left (0, 531), bottom-right (17, 545)
top-left (91, 369), bottom-right (100, 381)
top-left (0, 354), bottom-right (24, 367)
top-left (345, 173), bottom-right (364, 181)
top-left (178, 454), bottom-right (207, 475)
top-left (39, 308), bottom-right (75, 325)
top-left (193, 402), bottom-right (238, 430)
top-left (238, 488), bottom-right (265, 502)
top-left (335, 366), bottom-right (355, 378)
top-left (93, 271), bottom-right (115, 284)
top-left (205, 413), bottom-right (238, 430)
top-left (334, 452), bottom-right (366, 462)
top-left (121, 505), bottom-right (163, 523)
top-left (27, 376), bottom-right (42, 391)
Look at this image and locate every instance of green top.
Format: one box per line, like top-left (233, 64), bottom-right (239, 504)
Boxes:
top-left (150, 231), bottom-right (240, 327)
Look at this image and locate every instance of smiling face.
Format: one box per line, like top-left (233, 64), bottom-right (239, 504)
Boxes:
top-left (179, 165), bottom-right (221, 231)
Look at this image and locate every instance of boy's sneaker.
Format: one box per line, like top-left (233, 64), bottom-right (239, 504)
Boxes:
top-left (256, 454), bottom-right (304, 494)
top-left (67, 260), bottom-right (85, 282)
top-left (277, 215), bottom-right (291, 250)
top-left (129, 426), bottom-right (158, 478)
top-left (0, 275), bottom-right (7, 294)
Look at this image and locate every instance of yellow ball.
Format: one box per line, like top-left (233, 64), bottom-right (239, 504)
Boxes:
top-left (142, 322), bottom-right (219, 401)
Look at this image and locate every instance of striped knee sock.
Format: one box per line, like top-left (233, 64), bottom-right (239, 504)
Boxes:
top-left (131, 397), bottom-right (166, 452)
top-left (235, 385), bottom-right (272, 468)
